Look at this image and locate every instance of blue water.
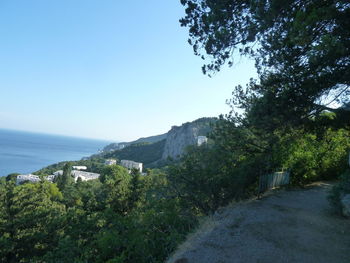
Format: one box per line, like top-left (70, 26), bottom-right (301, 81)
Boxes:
top-left (0, 129), bottom-right (110, 177)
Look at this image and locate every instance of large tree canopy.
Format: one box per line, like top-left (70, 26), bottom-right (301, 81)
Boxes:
top-left (180, 0), bottom-right (350, 126)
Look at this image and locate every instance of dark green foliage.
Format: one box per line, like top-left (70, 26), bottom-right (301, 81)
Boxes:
top-left (0, 165), bottom-right (197, 263)
top-left (328, 170), bottom-right (350, 214)
top-left (5, 174), bottom-right (19, 183)
top-left (128, 169), bottom-right (143, 210)
top-left (168, 145), bottom-right (239, 214)
top-left (277, 128), bottom-right (350, 185)
top-left (180, 1), bottom-right (350, 156)
top-left (124, 199), bottom-right (196, 263)
top-left (37, 157), bottom-right (106, 175)
top-left (0, 181), bottom-right (65, 263)
top-left (1, 128), bottom-right (347, 263)
top-left (179, 1), bottom-right (350, 212)
top-left (101, 117), bottom-right (217, 169)
top-left (104, 139), bottom-right (166, 167)
top-left (166, 111), bottom-right (350, 215)
top-left (99, 165), bottom-right (132, 214)
top-left (101, 118), bottom-right (216, 167)
top-left (167, 120), bottom-right (273, 215)
top-left (55, 163), bottom-right (74, 191)
top-left (1, 2), bottom-right (349, 262)
top-left (102, 133), bottom-right (167, 152)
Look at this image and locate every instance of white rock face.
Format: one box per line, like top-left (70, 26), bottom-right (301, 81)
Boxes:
top-left (341, 194), bottom-right (350, 218)
top-left (161, 118), bottom-right (214, 160)
top-left (162, 124), bottom-right (199, 160)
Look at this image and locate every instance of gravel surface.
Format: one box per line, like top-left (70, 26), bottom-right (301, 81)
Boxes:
top-left (167, 182), bottom-right (350, 263)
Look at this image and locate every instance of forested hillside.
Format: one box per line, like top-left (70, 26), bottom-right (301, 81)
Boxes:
top-left (99, 117), bottom-right (216, 167)
top-left (102, 133), bottom-right (167, 153)
top-left (103, 139), bottom-right (166, 167)
top-left (0, 166), bottom-right (197, 263)
top-left (0, 1), bottom-right (349, 262)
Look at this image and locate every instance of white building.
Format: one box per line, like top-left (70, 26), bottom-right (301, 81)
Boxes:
top-left (197, 136), bottom-right (208, 146)
top-left (16, 170), bottom-right (100, 185)
top-left (72, 170), bottom-right (100, 182)
top-left (105, 159), bottom-right (117, 165)
top-left (52, 170), bottom-right (100, 182)
top-left (46, 175), bottom-right (56, 182)
top-left (72, 166), bottom-right (87, 170)
top-left (16, 174), bottom-right (41, 184)
top-left (120, 160), bottom-right (143, 173)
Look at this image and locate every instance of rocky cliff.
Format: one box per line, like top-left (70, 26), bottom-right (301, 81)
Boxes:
top-left (99, 117), bottom-right (216, 167)
top-left (161, 118), bottom-right (215, 160)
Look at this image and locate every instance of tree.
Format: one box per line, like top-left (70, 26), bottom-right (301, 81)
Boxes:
top-left (276, 127), bottom-right (350, 184)
top-left (100, 165), bottom-right (131, 214)
top-left (128, 168), bottom-right (143, 210)
top-left (180, 0), bottom-right (350, 126)
top-left (168, 142), bottom-right (259, 214)
top-left (55, 162), bottom-right (74, 191)
top-left (0, 181), bottom-right (65, 262)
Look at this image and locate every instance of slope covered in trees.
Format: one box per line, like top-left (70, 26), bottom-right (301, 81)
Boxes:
top-left (100, 117), bottom-right (216, 167)
top-left (102, 133), bottom-right (167, 153)
top-left (178, 0), bottom-right (350, 182)
top-left (103, 139), bottom-right (167, 167)
top-left (0, 166), bottom-right (197, 263)
top-left (0, 1), bottom-right (349, 262)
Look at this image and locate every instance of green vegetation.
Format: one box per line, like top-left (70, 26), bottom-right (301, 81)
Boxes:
top-left (166, 117), bottom-right (350, 216)
top-left (0, 1), bottom-right (349, 262)
top-left (277, 128), bottom-right (350, 185)
top-left (38, 117), bottom-right (216, 174)
top-left (175, 117), bottom-right (215, 136)
top-left (102, 133), bottom-right (168, 152)
top-left (180, 0), bottom-right (349, 122)
top-left (101, 117), bottom-right (216, 168)
top-left (2, 118), bottom-right (348, 262)
top-left (0, 166), bottom-right (197, 263)
top-left (0, 180), bottom-right (65, 262)
top-left (55, 163), bottom-right (74, 191)
top-left (36, 157), bottom-right (106, 175)
top-left (103, 139), bottom-right (166, 167)
top-left (180, 0), bottom-right (349, 212)
top-left (328, 170), bottom-right (350, 214)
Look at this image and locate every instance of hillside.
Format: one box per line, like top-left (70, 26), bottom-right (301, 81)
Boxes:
top-left (167, 183), bottom-right (350, 263)
top-left (162, 117), bottom-right (215, 160)
top-left (99, 117), bottom-right (217, 167)
top-left (102, 133), bottom-right (167, 152)
top-left (103, 139), bottom-right (166, 167)
top-left (35, 117), bottom-right (216, 173)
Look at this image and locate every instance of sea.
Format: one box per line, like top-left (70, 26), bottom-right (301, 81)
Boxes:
top-left (0, 129), bottom-right (110, 177)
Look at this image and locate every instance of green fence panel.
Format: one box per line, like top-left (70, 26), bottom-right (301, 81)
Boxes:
top-left (259, 171), bottom-right (290, 193)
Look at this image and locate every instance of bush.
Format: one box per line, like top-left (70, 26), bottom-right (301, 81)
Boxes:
top-left (167, 144), bottom-right (261, 215)
top-left (279, 129), bottom-right (350, 185)
top-left (328, 170), bottom-right (350, 214)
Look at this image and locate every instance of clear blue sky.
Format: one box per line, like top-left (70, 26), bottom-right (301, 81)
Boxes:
top-left (0, 0), bottom-right (257, 141)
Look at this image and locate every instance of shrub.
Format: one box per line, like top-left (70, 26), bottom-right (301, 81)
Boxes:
top-left (279, 129), bottom-right (350, 185)
top-left (328, 169), bottom-right (350, 214)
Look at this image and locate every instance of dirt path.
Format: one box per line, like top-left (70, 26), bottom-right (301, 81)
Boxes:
top-left (167, 182), bottom-right (350, 263)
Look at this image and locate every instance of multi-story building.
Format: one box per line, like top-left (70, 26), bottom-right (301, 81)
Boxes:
top-left (16, 169), bottom-right (100, 184)
top-left (72, 166), bottom-right (87, 170)
top-left (72, 170), bottom-right (100, 182)
top-left (16, 174), bottom-right (41, 184)
top-left (120, 160), bottom-right (143, 173)
top-left (52, 170), bottom-right (100, 182)
top-left (105, 159), bottom-right (117, 165)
